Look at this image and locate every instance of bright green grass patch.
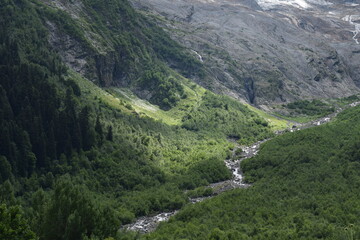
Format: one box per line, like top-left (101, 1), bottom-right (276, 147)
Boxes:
top-left (271, 112), bottom-right (320, 124)
top-left (245, 104), bottom-right (290, 130)
top-left (66, 71), bottom-right (133, 114)
top-left (68, 69), bottom-right (286, 134)
top-left (109, 80), bottom-right (206, 125)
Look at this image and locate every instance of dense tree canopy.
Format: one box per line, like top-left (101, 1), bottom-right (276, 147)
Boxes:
top-left (0, 1), bottom-right (273, 240)
top-left (3, 0), bottom-right (359, 239)
top-left (144, 105), bottom-right (360, 240)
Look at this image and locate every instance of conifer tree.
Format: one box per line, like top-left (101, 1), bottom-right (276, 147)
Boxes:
top-left (0, 204), bottom-right (37, 240)
top-left (95, 115), bottom-right (103, 145)
top-left (106, 125), bottom-right (113, 141)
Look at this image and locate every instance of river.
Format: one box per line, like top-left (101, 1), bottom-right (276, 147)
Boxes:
top-left (122, 101), bottom-right (360, 234)
top-left (121, 138), bottom-right (266, 233)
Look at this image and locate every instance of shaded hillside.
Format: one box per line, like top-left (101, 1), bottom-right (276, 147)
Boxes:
top-left (0, 0), bottom-right (273, 239)
top-left (39, 0), bottom-right (207, 109)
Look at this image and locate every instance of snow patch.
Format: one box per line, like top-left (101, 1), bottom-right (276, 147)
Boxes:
top-left (306, 0), bottom-right (332, 6)
top-left (345, 3), bottom-right (359, 7)
top-left (254, 0), bottom-right (334, 9)
top-left (343, 15), bottom-right (360, 44)
top-left (191, 50), bottom-right (204, 62)
top-left (255, 0), bottom-right (311, 10)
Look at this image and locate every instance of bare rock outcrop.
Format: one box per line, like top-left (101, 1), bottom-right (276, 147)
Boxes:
top-left (131, 0), bottom-right (360, 106)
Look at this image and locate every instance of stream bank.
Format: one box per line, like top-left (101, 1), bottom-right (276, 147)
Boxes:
top-left (122, 140), bottom-right (263, 233)
top-left (122, 101), bottom-right (360, 233)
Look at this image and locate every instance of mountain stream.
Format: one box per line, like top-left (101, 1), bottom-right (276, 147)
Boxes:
top-left (122, 140), bottom-right (260, 233)
top-left (122, 101), bottom-right (360, 233)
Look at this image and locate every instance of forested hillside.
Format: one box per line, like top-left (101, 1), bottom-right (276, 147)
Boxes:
top-left (0, 0), bottom-right (273, 239)
top-left (38, 0), bottom-right (205, 110)
top-left (144, 105), bottom-right (360, 239)
top-left (2, 0), bottom-right (360, 239)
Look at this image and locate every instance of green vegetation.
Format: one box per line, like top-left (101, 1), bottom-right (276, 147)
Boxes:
top-left (285, 99), bottom-right (334, 116)
top-left (334, 94), bottom-right (360, 107)
top-left (274, 99), bottom-right (335, 122)
top-left (0, 0), bottom-right (273, 239)
top-left (4, 0), bottom-right (359, 239)
top-left (35, 0), bottom-right (204, 110)
top-left (181, 92), bottom-right (274, 143)
top-left (144, 105), bottom-right (360, 239)
top-left (139, 69), bottom-right (186, 109)
top-left (109, 79), bottom-right (206, 125)
top-left (272, 95), bottom-right (360, 123)
top-left (0, 204), bottom-right (36, 240)
top-left (186, 186), bottom-right (213, 199)
top-left (246, 104), bottom-right (290, 130)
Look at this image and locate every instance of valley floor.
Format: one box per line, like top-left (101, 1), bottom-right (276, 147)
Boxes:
top-left (123, 100), bottom-right (360, 236)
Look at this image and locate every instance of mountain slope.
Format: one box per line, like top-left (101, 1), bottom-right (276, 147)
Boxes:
top-left (131, 0), bottom-right (360, 106)
top-left (0, 0), bottom-right (275, 239)
top-left (38, 0), bottom-right (207, 110)
top-left (144, 104), bottom-right (360, 240)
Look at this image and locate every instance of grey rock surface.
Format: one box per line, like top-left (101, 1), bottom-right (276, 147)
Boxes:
top-left (132, 0), bottom-right (360, 105)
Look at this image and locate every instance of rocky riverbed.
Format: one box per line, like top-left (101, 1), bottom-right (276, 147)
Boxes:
top-left (122, 101), bottom-right (360, 234)
top-left (122, 212), bottom-right (177, 233)
top-left (122, 139), bottom-right (264, 233)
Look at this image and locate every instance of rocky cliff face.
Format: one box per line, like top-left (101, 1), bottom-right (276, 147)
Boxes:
top-left (39, 0), bottom-right (206, 111)
top-left (43, 0), bottom-right (129, 87)
top-left (131, 0), bottom-right (360, 106)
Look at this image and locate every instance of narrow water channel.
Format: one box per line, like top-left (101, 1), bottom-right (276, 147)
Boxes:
top-left (122, 140), bottom-right (263, 233)
top-left (122, 101), bottom-right (360, 233)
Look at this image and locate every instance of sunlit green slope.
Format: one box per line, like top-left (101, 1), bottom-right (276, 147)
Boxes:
top-left (144, 105), bottom-right (360, 240)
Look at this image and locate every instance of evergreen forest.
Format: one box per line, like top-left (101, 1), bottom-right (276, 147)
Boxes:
top-left (1, 0), bottom-right (360, 239)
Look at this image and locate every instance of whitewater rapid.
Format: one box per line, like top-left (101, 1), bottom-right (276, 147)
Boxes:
top-left (121, 101), bottom-right (360, 234)
top-left (122, 141), bottom-right (258, 233)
